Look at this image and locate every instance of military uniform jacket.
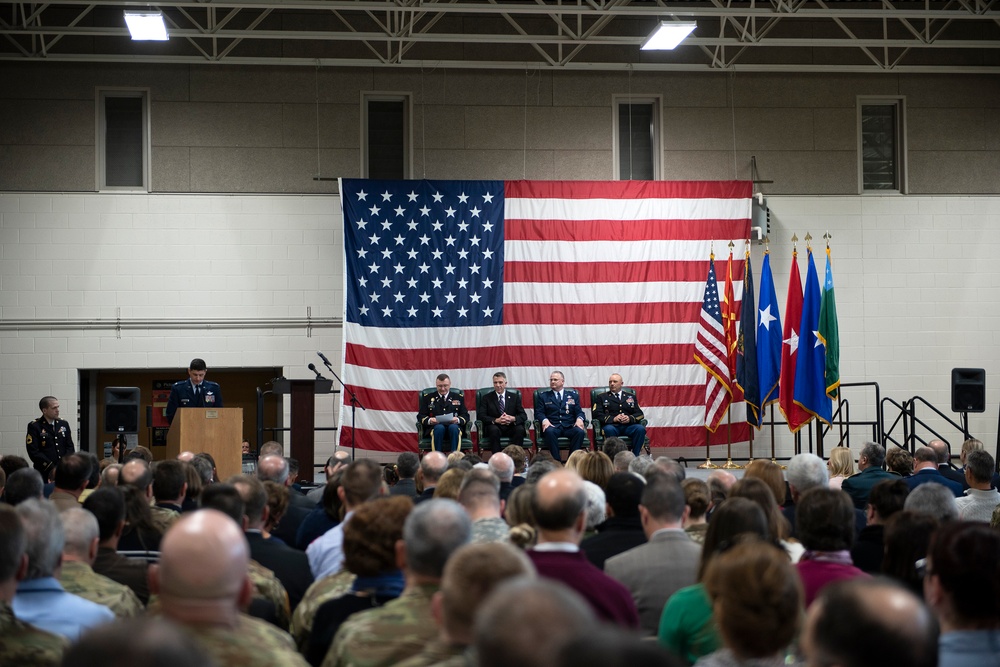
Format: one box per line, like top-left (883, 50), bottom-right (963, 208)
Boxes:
top-left (187, 613), bottom-right (308, 667)
top-left (25, 417), bottom-right (75, 477)
top-left (593, 391), bottom-right (644, 427)
top-left (165, 379), bottom-right (223, 424)
top-left (478, 391), bottom-right (528, 427)
top-left (536, 389), bottom-right (585, 429)
top-left (417, 390), bottom-right (470, 436)
top-left (0, 600), bottom-right (67, 667)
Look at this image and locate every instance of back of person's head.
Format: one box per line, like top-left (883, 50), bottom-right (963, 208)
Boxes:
top-left (227, 474), bottom-right (268, 526)
top-left (396, 452), bottom-right (420, 479)
top-left (262, 480), bottom-right (289, 530)
top-left (961, 438), bottom-right (984, 458)
top-left (181, 461), bottom-right (201, 504)
top-left (83, 452), bottom-right (101, 490)
top-left (525, 459), bottom-right (559, 485)
top-left (860, 442), bottom-right (886, 468)
top-left (557, 627), bottom-right (683, 667)
top-left (421, 452), bottom-right (449, 485)
top-left (704, 539), bottom-right (801, 659)
top-left (344, 496), bottom-right (413, 577)
top-left (904, 483), bottom-right (959, 522)
top-left (699, 497), bottom-right (769, 580)
top-left (928, 521), bottom-right (1000, 624)
top-left (322, 468), bottom-right (345, 521)
top-left (16, 498), bottom-right (64, 579)
top-left (83, 487), bottom-right (126, 541)
top-left (60, 617), bottom-right (214, 667)
top-left (806, 578), bottom-right (938, 667)
top-left (786, 453), bottom-right (828, 493)
top-left (256, 455), bottom-right (289, 484)
top-left (576, 452), bottom-right (614, 490)
top-left (532, 471), bottom-right (586, 532)
top-left (62, 507), bottom-right (100, 560)
top-left (0, 504), bottom-right (26, 583)
top-left (441, 543), bottom-right (535, 640)
top-left (505, 484), bottom-right (535, 528)
top-left (796, 487), bottom-right (855, 552)
top-left (502, 445), bottom-right (528, 474)
top-left (612, 451), bottom-right (635, 473)
top-left (152, 459), bottom-right (187, 501)
top-left (827, 447), bottom-right (855, 478)
top-left (742, 460), bottom-right (787, 506)
top-left (706, 472), bottom-right (732, 508)
top-left (124, 446), bottom-right (154, 464)
top-left (965, 449), bottom-right (994, 485)
top-left (119, 459), bottom-right (152, 490)
top-left (341, 459), bottom-right (383, 506)
top-left (882, 511), bottom-right (938, 594)
top-left (605, 472), bottom-right (644, 519)
top-left (403, 498), bottom-right (471, 578)
top-left (648, 456), bottom-right (685, 482)
top-left (640, 474), bottom-right (685, 523)
top-left (867, 479), bottom-right (909, 520)
top-left (682, 478), bottom-right (711, 521)
top-left (729, 477), bottom-right (789, 542)
top-left (199, 484), bottom-right (246, 525)
top-left (190, 455), bottom-right (214, 484)
top-left (476, 577), bottom-right (597, 667)
top-left (458, 469), bottom-right (501, 511)
top-left (488, 453), bottom-right (515, 484)
top-left (884, 447), bottom-right (914, 476)
top-left (582, 481), bottom-right (606, 531)
top-left (0, 454), bottom-right (30, 478)
top-left (434, 468), bottom-right (468, 500)
top-left (101, 463), bottom-right (122, 489)
top-left (55, 454), bottom-right (92, 491)
top-left (5, 467), bottom-right (44, 505)
top-left (913, 447), bottom-right (938, 466)
top-left (601, 437), bottom-right (628, 460)
top-left (259, 441), bottom-right (284, 458)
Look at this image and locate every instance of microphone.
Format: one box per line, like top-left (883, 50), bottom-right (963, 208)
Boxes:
top-left (308, 363), bottom-right (326, 380)
top-left (317, 351), bottom-right (332, 366)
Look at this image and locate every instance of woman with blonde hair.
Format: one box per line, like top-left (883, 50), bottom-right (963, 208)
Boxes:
top-left (564, 449), bottom-right (587, 472)
top-left (827, 447), bottom-right (855, 490)
top-left (577, 451), bottom-right (614, 490)
top-left (743, 460), bottom-right (788, 508)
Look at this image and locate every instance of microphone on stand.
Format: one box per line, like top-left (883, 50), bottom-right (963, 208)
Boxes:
top-left (308, 363), bottom-right (326, 380)
top-left (317, 351), bottom-right (332, 366)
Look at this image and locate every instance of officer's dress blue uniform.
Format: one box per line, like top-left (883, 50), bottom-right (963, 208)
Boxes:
top-left (536, 389), bottom-right (586, 460)
top-left (166, 380), bottom-right (223, 424)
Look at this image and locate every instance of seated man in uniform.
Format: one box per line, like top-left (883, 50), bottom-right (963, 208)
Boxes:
top-left (166, 358), bottom-right (223, 425)
top-left (592, 374), bottom-right (646, 456)
top-left (536, 371), bottom-right (586, 461)
top-left (417, 374), bottom-right (469, 453)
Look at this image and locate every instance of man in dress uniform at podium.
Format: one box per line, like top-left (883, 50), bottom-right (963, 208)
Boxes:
top-left (25, 395), bottom-right (76, 480)
top-left (592, 374), bottom-right (647, 456)
top-left (417, 373), bottom-right (469, 452)
top-left (166, 358), bottom-right (223, 425)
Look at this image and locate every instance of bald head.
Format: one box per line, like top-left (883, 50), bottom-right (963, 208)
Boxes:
top-left (927, 439), bottom-right (949, 464)
top-left (488, 453), bottom-right (515, 484)
top-left (532, 470), bottom-right (586, 540)
top-left (177, 451), bottom-right (195, 463)
top-left (421, 452), bottom-right (449, 486)
top-left (119, 459), bottom-right (151, 492)
top-left (156, 509), bottom-right (251, 619)
top-left (256, 455), bottom-right (289, 485)
top-left (707, 469), bottom-right (736, 490)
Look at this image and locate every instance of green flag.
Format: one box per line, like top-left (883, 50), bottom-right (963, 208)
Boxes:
top-left (819, 246), bottom-right (840, 400)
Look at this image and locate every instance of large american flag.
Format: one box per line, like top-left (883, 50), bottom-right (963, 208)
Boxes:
top-left (339, 179), bottom-right (752, 453)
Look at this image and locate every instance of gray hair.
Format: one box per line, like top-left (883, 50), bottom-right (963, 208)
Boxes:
top-left (488, 453), bottom-right (515, 483)
top-left (965, 449), bottom-right (994, 484)
top-left (786, 453), bottom-right (829, 493)
top-left (189, 456), bottom-right (214, 484)
top-left (904, 483), bottom-right (959, 522)
top-left (613, 450), bottom-right (635, 473)
top-left (17, 499), bottom-right (64, 579)
top-left (651, 456), bottom-right (686, 482)
top-left (101, 463), bottom-right (122, 488)
top-left (257, 455), bottom-right (290, 484)
top-left (628, 454), bottom-right (655, 476)
top-left (525, 460), bottom-right (558, 486)
top-left (61, 507), bottom-right (100, 560)
top-left (404, 499), bottom-right (472, 578)
top-left (581, 481), bottom-right (607, 531)
top-left (860, 442), bottom-right (886, 468)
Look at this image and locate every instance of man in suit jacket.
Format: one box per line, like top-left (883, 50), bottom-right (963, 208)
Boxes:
top-left (417, 374), bottom-right (469, 453)
top-left (841, 442), bottom-right (897, 510)
top-left (165, 358), bottom-right (223, 424)
top-left (479, 372), bottom-right (527, 453)
top-left (592, 374), bottom-right (647, 456)
top-left (905, 447), bottom-right (964, 497)
top-left (604, 474), bottom-right (700, 637)
top-left (536, 371), bottom-right (586, 461)
top-left (928, 439), bottom-right (969, 490)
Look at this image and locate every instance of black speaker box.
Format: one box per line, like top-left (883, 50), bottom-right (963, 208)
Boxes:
top-left (951, 368), bottom-right (986, 413)
top-left (105, 386), bottom-right (140, 432)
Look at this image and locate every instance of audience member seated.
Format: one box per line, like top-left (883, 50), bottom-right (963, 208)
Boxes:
top-left (581, 473), bottom-right (647, 569)
top-left (459, 469), bottom-right (509, 544)
top-left (557, 626), bottom-right (682, 667)
top-left (924, 521), bottom-right (1000, 667)
top-left (729, 477), bottom-right (801, 562)
top-left (614, 451), bottom-right (636, 474)
top-left (50, 453), bottom-right (91, 512)
top-left (881, 510), bottom-right (938, 597)
top-left (12, 499), bottom-right (114, 640)
top-left (504, 485), bottom-right (537, 550)
top-left (658, 498), bottom-right (770, 664)
top-left (0, 504), bottom-right (66, 667)
top-left (433, 468), bottom-right (468, 501)
top-left (527, 469), bottom-right (639, 628)
top-left (475, 577), bottom-right (597, 667)
top-left (59, 617), bottom-right (213, 667)
top-left (152, 509), bottom-right (308, 667)
top-left (904, 482), bottom-right (959, 522)
top-left (564, 450), bottom-right (587, 474)
top-left (180, 460), bottom-right (201, 512)
top-left (885, 446), bottom-right (914, 477)
top-left (117, 484), bottom-right (163, 553)
top-left (396, 542), bottom-right (535, 667)
top-left (928, 438), bottom-right (969, 490)
top-left (705, 470), bottom-right (736, 515)
top-left (416, 452), bottom-right (448, 503)
top-left (81, 487), bottom-right (151, 604)
top-left (487, 452), bottom-right (516, 503)
top-left (308, 460), bottom-right (382, 579)
top-left (502, 444), bottom-right (528, 488)
top-left (582, 481), bottom-right (607, 537)
top-left (802, 578), bottom-right (938, 667)
top-left (152, 459), bottom-right (187, 520)
top-left (577, 451), bottom-right (614, 490)
top-left (258, 455), bottom-right (313, 546)
top-left (826, 446), bottom-right (854, 490)
top-left (389, 452), bottom-right (420, 499)
top-left (605, 474), bottom-right (700, 637)
top-left (307, 452), bottom-right (350, 506)
top-left (795, 487), bottom-right (868, 606)
top-left (263, 480), bottom-right (290, 543)
top-left (323, 499), bottom-right (471, 667)
top-left (905, 447), bottom-right (964, 497)
top-left (743, 460), bottom-right (789, 508)
top-left (305, 496), bottom-right (412, 667)
top-left (5, 467), bottom-right (45, 506)
top-left (119, 459), bottom-right (174, 536)
top-left (525, 457), bottom-right (560, 485)
top-left (955, 450), bottom-right (1000, 522)
top-left (681, 479), bottom-right (710, 544)
top-left (58, 507), bottom-right (142, 618)
top-left (784, 453), bottom-right (865, 539)
top-left (841, 442), bottom-right (896, 510)
top-left (697, 539), bottom-right (802, 667)
top-left (601, 437), bottom-right (629, 462)
top-left (851, 478), bottom-right (908, 574)
top-left (648, 457), bottom-right (685, 483)
top-left (297, 469), bottom-right (344, 551)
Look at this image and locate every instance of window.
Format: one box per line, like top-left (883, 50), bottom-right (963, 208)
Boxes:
top-left (97, 89), bottom-right (150, 191)
top-left (613, 97), bottom-right (661, 180)
top-left (858, 97), bottom-right (906, 193)
top-left (362, 93), bottom-right (411, 179)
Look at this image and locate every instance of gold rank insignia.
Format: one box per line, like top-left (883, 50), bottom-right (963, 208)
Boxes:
top-left (26, 434), bottom-right (33, 444)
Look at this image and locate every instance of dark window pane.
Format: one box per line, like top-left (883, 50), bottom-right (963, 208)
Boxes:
top-left (618, 103), bottom-right (654, 180)
top-left (861, 104), bottom-right (898, 191)
top-left (368, 100), bottom-right (406, 179)
top-left (104, 96), bottom-right (144, 187)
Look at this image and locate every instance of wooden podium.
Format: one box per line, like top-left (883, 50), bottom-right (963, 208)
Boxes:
top-left (166, 408), bottom-right (243, 481)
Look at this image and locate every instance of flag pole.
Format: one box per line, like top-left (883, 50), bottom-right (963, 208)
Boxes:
top-left (698, 428), bottom-right (718, 469)
top-left (722, 404), bottom-right (742, 469)
top-left (770, 403), bottom-right (786, 469)
top-left (747, 425), bottom-right (754, 464)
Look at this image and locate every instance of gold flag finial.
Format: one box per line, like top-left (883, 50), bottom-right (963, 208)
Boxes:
top-left (728, 239), bottom-right (735, 250)
top-left (764, 235), bottom-right (770, 253)
top-left (804, 232), bottom-right (813, 251)
top-left (823, 231), bottom-right (832, 249)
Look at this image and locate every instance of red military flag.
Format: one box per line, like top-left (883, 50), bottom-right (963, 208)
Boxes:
top-left (779, 249), bottom-right (812, 432)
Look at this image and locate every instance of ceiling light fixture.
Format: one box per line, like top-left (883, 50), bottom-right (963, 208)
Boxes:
top-left (641, 21), bottom-right (697, 51)
top-left (124, 11), bottom-right (168, 41)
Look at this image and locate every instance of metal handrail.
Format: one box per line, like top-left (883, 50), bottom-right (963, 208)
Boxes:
top-left (906, 395), bottom-right (971, 452)
top-left (880, 396), bottom-right (910, 451)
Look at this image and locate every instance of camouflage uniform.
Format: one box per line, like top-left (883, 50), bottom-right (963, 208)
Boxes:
top-left (290, 569), bottom-right (357, 650)
top-left (249, 559), bottom-right (291, 630)
top-left (150, 505), bottom-right (179, 533)
top-left (469, 517), bottom-right (510, 544)
top-left (187, 613), bottom-right (309, 667)
top-left (0, 600), bottom-right (68, 667)
top-left (394, 638), bottom-right (467, 667)
top-left (58, 560), bottom-right (144, 618)
top-left (322, 583), bottom-right (439, 667)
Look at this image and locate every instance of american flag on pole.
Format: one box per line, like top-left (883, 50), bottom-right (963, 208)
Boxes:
top-left (339, 179), bottom-right (752, 452)
top-left (694, 255), bottom-right (734, 432)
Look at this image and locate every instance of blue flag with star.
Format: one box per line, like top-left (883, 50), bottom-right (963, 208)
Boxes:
top-left (756, 252), bottom-right (782, 411)
top-left (793, 248), bottom-right (832, 424)
top-left (736, 251), bottom-right (761, 428)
